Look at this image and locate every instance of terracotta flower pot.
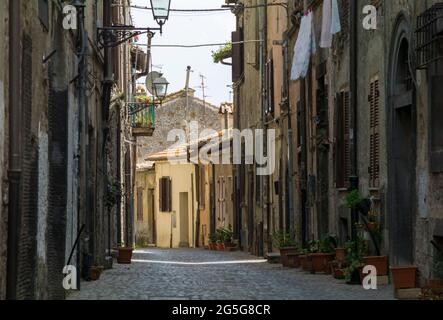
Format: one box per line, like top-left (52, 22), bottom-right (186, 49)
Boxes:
top-left (299, 255), bottom-right (307, 270)
top-left (217, 242), bottom-right (225, 251)
top-left (335, 248), bottom-right (346, 263)
top-left (310, 253), bottom-right (335, 274)
top-left (287, 253), bottom-right (302, 268)
top-left (302, 255), bottom-right (313, 272)
top-left (117, 247), bottom-right (133, 264)
top-left (390, 266), bottom-right (417, 289)
top-left (90, 266), bottom-right (102, 281)
top-left (363, 256), bottom-right (389, 276)
top-left (333, 267), bottom-right (345, 279)
top-left (279, 247), bottom-right (299, 267)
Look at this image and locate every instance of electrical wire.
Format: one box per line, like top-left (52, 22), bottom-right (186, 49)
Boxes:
top-left (133, 40), bottom-right (262, 48)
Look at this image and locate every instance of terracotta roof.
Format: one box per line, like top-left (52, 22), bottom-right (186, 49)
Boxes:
top-left (146, 129), bottom-right (233, 163)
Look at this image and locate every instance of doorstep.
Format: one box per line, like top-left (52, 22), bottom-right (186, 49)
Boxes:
top-left (266, 252), bottom-right (281, 264)
top-left (394, 288), bottom-right (422, 300)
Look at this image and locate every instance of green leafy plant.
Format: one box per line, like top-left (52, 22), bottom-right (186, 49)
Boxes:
top-left (273, 231), bottom-right (298, 249)
top-left (209, 233), bottom-right (218, 243)
top-left (343, 236), bottom-right (368, 282)
top-left (212, 43), bottom-right (232, 63)
top-left (106, 178), bottom-right (122, 209)
top-left (345, 189), bottom-right (363, 209)
top-left (319, 236), bottom-right (336, 253)
top-left (215, 227), bottom-right (233, 244)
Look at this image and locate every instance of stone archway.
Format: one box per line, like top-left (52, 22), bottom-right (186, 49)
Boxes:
top-left (387, 14), bottom-right (416, 266)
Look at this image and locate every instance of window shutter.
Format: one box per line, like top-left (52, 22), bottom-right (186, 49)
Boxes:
top-left (335, 91), bottom-right (350, 188)
top-left (343, 91), bottom-right (351, 185)
top-left (430, 75), bottom-right (443, 172)
top-left (159, 178), bottom-right (164, 212)
top-left (232, 28), bottom-right (244, 82)
top-left (159, 177), bottom-right (171, 212)
top-left (369, 79), bottom-right (380, 187)
top-left (168, 178), bottom-right (172, 212)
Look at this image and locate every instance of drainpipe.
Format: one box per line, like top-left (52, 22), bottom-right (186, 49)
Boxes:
top-left (259, 0), bottom-right (268, 256)
top-left (6, 0), bottom-right (21, 300)
top-left (103, 0), bottom-right (113, 259)
top-left (349, 0), bottom-right (359, 240)
top-left (74, 0), bottom-right (89, 279)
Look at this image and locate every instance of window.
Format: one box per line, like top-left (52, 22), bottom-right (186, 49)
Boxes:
top-left (335, 90), bottom-right (350, 188)
top-left (137, 187), bottom-right (144, 221)
top-left (159, 177), bottom-right (172, 212)
top-left (369, 78), bottom-right (380, 187)
top-left (232, 27), bottom-right (244, 82)
top-left (38, 0), bottom-right (49, 31)
top-left (218, 176), bottom-right (226, 222)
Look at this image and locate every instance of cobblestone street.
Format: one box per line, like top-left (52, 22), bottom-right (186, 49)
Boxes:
top-left (67, 248), bottom-right (395, 300)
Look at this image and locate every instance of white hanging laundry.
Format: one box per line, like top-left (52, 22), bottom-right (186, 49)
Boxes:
top-left (320, 0), bottom-right (333, 48)
top-left (291, 11), bottom-right (315, 81)
top-left (331, 0), bottom-right (341, 34)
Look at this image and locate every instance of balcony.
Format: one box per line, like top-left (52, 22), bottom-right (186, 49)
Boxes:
top-left (129, 103), bottom-right (155, 137)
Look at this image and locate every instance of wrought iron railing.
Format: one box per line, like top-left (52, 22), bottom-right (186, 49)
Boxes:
top-left (416, 3), bottom-right (443, 69)
top-left (128, 103), bottom-right (155, 135)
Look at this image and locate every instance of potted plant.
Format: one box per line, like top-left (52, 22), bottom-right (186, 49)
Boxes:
top-left (222, 226), bottom-right (234, 249)
top-left (89, 265), bottom-right (104, 281)
top-left (117, 247), bottom-right (134, 264)
top-left (216, 229), bottom-right (225, 251)
top-left (361, 221), bottom-right (389, 276)
top-left (272, 231), bottom-right (299, 268)
top-left (209, 233), bottom-right (218, 250)
top-left (343, 236), bottom-right (368, 284)
top-left (308, 237), bottom-right (336, 274)
top-left (391, 266), bottom-right (418, 289)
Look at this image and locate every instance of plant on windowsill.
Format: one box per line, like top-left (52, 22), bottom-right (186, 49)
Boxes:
top-left (273, 231), bottom-right (300, 268)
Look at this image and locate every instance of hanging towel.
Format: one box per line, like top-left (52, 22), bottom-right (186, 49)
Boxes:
top-left (320, 0), bottom-right (333, 48)
top-left (291, 11), bottom-right (315, 81)
top-left (331, 0), bottom-right (341, 34)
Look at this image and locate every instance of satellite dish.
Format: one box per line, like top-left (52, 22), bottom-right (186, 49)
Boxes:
top-left (145, 71), bottom-right (163, 95)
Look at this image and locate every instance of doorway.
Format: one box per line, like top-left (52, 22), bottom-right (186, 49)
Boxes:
top-left (388, 17), bottom-right (416, 265)
top-left (179, 192), bottom-right (189, 247)
top-left (148, 189), bottom-right (156, 245)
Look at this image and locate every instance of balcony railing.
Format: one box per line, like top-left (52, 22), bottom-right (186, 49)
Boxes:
top-left (128, 103), bottom-right (155, 137)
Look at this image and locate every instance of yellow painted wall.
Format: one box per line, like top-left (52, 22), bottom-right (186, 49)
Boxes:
top-left (154, 161), bottom-right (198, 248)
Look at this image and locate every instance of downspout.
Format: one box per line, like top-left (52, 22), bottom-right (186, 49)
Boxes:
top-left (75, 1), bottom-right (89, 280)
top-left (349, 0), bottom-right (359, 240)
top-left (103, 0), bottom-right (113, 258)
top-left (259, 0), bottom-right (268, 256)
top-left (6, 0), bottom-right (21, 300)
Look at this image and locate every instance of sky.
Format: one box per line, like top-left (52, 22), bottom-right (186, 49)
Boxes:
top-left (131, 0), bottom-right (235, 106)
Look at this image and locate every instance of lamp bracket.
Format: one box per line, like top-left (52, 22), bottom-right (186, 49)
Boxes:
top-left (97, 25), bottom-right (161, 49)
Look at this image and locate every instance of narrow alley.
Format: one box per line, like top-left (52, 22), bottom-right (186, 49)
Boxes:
top-left (67, 248), bottom-right (393, 300)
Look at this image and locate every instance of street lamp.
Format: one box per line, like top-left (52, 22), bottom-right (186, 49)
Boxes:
top-left (153, 76), bottom-right (169, 102)
top-left (150, 0), bottom-right (172, 30)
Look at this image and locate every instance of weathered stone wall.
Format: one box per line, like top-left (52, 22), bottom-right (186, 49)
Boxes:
top-left (137, 92), bottom-right (223, 165)
top-left (0, 0), bottom-right (8, 300)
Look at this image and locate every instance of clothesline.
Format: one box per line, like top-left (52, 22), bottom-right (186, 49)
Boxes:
top-left (291, 0), bottom-right (341, 81)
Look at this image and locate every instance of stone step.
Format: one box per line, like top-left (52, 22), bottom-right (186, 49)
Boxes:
top-left (395, 288), bottom-right (422, 300)
top-left (266, 252), bottom-right (281, 264)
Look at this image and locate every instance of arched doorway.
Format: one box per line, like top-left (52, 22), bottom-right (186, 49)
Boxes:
top-left (387, 15), bottom-right (416, 266)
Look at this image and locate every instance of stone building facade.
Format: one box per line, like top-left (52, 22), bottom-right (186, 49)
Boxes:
top-left (0, 0), bottom-right (135, 299)
top-left (134, 89), bottom-right (228, 248)
top-left (229, 0), bottom-right (443, 284)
